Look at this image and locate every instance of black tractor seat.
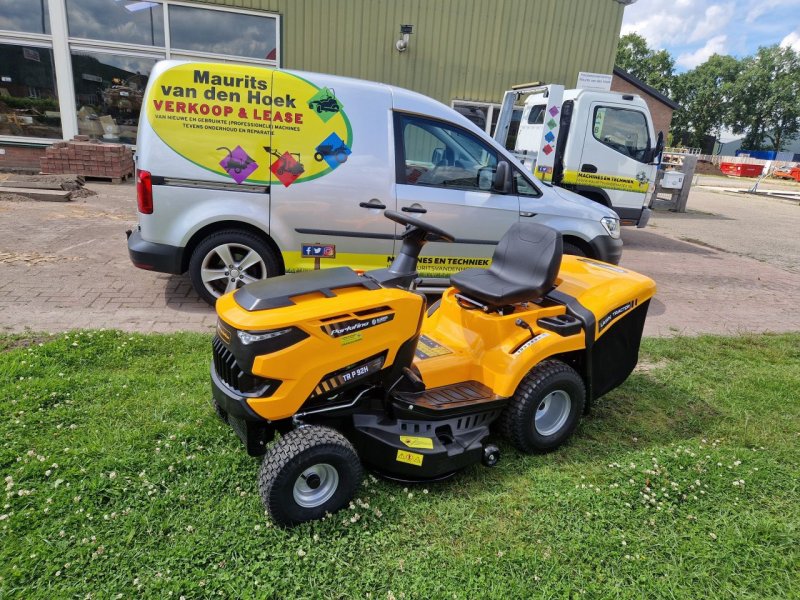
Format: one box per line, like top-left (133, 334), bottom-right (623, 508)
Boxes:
top-left (450, 222), bottom-right (562, 308)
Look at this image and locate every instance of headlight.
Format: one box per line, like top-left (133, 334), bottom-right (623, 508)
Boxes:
top-left (600, 216), bottom-right (621, 239)
top-left (237, 328), bottom-right (294, 345)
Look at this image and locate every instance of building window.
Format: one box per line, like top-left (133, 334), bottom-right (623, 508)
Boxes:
top-left (0, 0), bottom-right (51, 34)
top-left (66, 0), bottom-right (165, 46)
top-left (0, 1), bottom-right (280, 144)
top-left (71, 51), bottom-right (158, 144)
top-left (168, 4), bottom-right (278, 62)
top-left (0, 43), bottom-right (61, 139)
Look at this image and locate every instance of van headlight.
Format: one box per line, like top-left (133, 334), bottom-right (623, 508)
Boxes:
top-left (238, 328), bottom-right (295, 345)
top-left (600, 216), bottom-right (621, 239)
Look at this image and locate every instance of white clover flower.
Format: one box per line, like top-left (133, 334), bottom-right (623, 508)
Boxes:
top-left (297, 548), bottom-right (306, 557)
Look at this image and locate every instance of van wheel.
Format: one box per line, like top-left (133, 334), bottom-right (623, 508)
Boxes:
top-left (189, 229), bottom-right (279, 305)
top-left (562, 242), bottom-right (586, 258)
top-left (499, 360), bottom-right (585, 453)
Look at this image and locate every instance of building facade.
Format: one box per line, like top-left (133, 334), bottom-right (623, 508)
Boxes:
top-left (0, 0), bottom-right (626, 162)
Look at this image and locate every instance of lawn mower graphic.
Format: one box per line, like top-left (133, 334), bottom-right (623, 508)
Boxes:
top-left (267, 147), bottom-right (305, 177)
top-left (217, 146), bottom-right (255, 174)
top-left (314, 142), bottom-right (349, 164)
top-left (308, 88), bottom-right (340, 114)
top-left (211, 211), bottom-right (656, 526)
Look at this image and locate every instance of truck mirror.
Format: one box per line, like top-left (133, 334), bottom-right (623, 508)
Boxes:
top-left (650, 131), bottom-right (664, 165)
top-left (492, 161), bottom-right (511, 193)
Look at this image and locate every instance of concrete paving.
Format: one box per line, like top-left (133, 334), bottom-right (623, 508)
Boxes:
top-left (0, 182), bottom-right (799, 337)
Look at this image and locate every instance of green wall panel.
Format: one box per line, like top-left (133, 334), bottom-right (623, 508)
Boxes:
top-left (186, 0), bottom-right (624, 105)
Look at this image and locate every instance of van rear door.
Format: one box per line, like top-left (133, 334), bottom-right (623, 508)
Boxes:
top-left (268, 73), bottom-right (397, 273)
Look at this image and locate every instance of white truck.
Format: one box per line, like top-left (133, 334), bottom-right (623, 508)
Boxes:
top-left (493, 84), bottom-right (664, 228)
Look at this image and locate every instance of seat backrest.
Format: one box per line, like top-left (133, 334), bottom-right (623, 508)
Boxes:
top-left (490, 222), bottom-right (563, 296)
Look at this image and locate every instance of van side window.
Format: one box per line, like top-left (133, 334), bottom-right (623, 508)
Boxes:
top-left (513, 170), bottom-right (541, 197)
top-left (592, 107), bottom-right (650, 162)
top-left (397, 114), bottom-right (499, 192)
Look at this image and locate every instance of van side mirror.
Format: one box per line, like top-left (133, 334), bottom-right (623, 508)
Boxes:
top-left (492, 161), bottom-right (511, 193)
top-left (649, 131), bottom-right (664, 165)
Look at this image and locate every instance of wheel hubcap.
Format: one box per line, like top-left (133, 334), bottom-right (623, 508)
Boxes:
top-left (293, 464), bottom-right (339, 508)
top-left (200, 243), bottom-right (267, 298)
top-left (535, 390), bottom-right (572, 436)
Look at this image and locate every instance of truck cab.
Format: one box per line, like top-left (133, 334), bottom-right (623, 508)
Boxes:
top-left (496, 85), bottom-right (663, 228)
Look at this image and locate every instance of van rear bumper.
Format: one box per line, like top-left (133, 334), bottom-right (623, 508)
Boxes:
top-left (126, 229), bottom-right (184, 274)
top-left (588, 234), bottom-right (623, 265)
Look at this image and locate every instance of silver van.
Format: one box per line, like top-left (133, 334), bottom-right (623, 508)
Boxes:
top-left (128, 61), bottom-right (622, 304)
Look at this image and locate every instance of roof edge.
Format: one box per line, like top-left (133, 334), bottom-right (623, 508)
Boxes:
top-left (612, 66), bottom-right (680, 110)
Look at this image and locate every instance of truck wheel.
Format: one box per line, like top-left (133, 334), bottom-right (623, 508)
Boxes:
top-left (258, 426), bottom-right (363, 527)
top-left (188, 229), bottom-right (279, 305)
top-left (562, 242), bottom-right (586, 258)
top-left (499, 360), bottom-right (585, 453)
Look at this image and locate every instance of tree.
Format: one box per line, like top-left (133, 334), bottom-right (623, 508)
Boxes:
top-left (728, 45), bottom-right (800, 151)
top-left (615, 33), bottom-right (675, 95)
top-left (670, 54), bottom-right (741, 149)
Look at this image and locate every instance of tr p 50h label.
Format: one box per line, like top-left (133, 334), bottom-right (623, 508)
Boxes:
top-left (322, 314), bottom-right (394, 338)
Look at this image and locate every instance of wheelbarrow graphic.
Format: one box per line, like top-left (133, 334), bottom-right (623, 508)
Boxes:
top-left (217, 146), bottom-right (255, 174)
top-left (308, 88), bottom-right (340, 114)
top-left (267, 147), bottom-right (305, 176)
top-left (314, 142), bottom-right (349, 164)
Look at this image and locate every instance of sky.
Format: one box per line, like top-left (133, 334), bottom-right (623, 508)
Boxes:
top-left (621, 0), bottom-right (800, 70)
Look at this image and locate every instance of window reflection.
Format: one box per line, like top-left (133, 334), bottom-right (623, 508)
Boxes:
top-left (169, 5), bottom-right (277, 60)
top-left (0, 0), bottom-right (50, 34)
top-left (0, 44), bottom-right (61, 138)
top-left (71, 51), bottom-right (158, 144)
top-left (66, 0), bottom-right (164, 46)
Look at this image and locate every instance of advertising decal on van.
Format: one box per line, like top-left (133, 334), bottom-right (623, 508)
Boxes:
top-left (146, 64), bottom-right (353, 187)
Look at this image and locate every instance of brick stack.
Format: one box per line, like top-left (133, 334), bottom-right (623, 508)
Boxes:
top-left (39, 136), bottom-right (135, 182)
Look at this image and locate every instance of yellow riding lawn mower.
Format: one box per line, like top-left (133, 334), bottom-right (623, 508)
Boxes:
top-left (211, 211), bottom-right (656, 525)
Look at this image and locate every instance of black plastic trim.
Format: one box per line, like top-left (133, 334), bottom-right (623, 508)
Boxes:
top-left (546, 289), bottom-right (596, 402)
top-left (127, 229), bottom-right (184, 274)
top-left (295, 228), bottom-right (498, 246)
top-left (587, 234), bottom-right (623, 265)
top-left (210, 366), bottom-right (268, 422)
top-left (150, 175), bottom-right (269, 194)
top-left (234, 267), bottom-right (380, 311)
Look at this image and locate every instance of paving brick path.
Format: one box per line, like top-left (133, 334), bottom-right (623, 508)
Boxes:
top-left (1, 182), bottom-right (799, 337)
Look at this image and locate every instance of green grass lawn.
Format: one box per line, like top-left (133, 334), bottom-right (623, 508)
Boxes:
top-left (1, 332), bottom-right (798, 599)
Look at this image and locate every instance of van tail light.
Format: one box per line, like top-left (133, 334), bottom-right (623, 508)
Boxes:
top-left (136, 169), bottom-right (153, 214)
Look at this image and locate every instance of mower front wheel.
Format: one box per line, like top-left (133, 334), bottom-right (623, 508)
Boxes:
top-left (500, 359), bottom-right (585, 453)
top-left (258, 426), bottom-right (363, 526)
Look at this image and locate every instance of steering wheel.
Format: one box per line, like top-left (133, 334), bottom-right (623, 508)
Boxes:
top-left (384, 209), bottom-right (455, 243)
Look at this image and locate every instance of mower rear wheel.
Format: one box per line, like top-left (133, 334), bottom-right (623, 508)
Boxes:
top-left (258, 426), bottom-right (362, 526)
top-left (499, 359), bottom-right (585, 453)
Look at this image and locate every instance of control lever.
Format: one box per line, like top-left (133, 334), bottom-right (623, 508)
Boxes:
top-left (515, 318), bottom-right (536, 341)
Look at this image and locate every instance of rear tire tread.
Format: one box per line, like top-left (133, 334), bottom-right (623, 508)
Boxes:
top-left (499, 359), bottom-right (585, 453)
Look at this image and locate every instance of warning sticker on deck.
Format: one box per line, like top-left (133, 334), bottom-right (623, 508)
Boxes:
top-left (414, 335), bottom-right (452, 360)
top-left (400, 436), bottom-right (434, 450)
top-left (396, 449), bottom-right (423, 466)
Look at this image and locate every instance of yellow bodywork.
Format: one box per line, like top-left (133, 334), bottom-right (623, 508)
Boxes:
top-left (416, 256), bottom-right (655, 397)
top-left (216, 285), bottom-right (424, 420)
top-left (216, 256), bottom-right (655, 421)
